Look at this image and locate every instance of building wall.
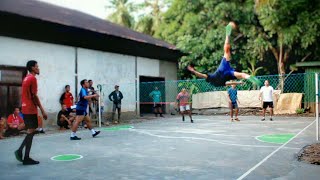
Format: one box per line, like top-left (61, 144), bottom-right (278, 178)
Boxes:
top-left (77, 48), bottom-right (136, 113)
top-left (0, 36), bottom-right (76, 115)
top-left (0, 36), bottom-right (178, 122)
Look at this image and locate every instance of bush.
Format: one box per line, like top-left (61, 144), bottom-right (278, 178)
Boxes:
top-left (296, 108), bottom-right (305, 114)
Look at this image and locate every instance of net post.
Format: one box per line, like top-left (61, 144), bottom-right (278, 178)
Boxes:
top-left (316, 73), bottom-right (319, 141)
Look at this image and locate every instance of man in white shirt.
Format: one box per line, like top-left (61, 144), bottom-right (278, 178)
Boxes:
top-left (259, 80), bottom-right (274, 121)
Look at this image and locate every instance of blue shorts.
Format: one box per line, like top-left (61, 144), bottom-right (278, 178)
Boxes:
top-left (76, 110), bottom-right (88, 116)
top-left (206, 57), bottom-right (237, 86)
top-left (230, 102), bottom-right (238, 109)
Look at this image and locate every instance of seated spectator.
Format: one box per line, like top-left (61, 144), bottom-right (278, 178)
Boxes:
top-left (0, 116), bottom-right (5, 139)
top-left (4, 108), bottom-right (25, 137)
top-left (57, 104), bottom-right (75, 129)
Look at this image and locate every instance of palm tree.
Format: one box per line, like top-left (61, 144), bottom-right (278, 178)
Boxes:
top-left (135, 0), bottom-right (172, 36)
top-left (106, 0), bottom-right (135, 28)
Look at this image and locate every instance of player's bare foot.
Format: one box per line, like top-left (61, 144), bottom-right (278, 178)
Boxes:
top-left (229, 22), bottom-right (237, 29)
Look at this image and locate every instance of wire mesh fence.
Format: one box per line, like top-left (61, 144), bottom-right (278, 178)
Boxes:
top-left (97, 73), bottom-right (316, 113)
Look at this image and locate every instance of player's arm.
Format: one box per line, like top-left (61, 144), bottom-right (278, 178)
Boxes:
top-left (108, 92), bottom-right (113, 101)
top-left (227, 93), bottom-right (232, 103)
top-left (149, 92), bottom-right (153, 98)
top-left (32, 94), bottom-right (47, 120)
top-left (259, 91), bottom-right (263, 101)
top-left (84, 94), bottom-right (99, 100)
top-left (30, 79), bottom-right (47, 120)
top-left (175, 95), bottom-right (180, 108)
top-left (237, 96), bottom-right (240, 104)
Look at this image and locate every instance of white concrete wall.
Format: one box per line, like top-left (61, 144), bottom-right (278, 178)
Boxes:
top-left (0, 36), bottom-right (75, 114)
top-left (0, 36), bottom-right (178, 117)
top-left (77, 48), bottom-right (136, 113)
top-left (137, 57), bottom-right (160, 77)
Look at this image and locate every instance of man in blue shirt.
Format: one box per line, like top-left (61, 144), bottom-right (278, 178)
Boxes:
top-left (149, 87), bottom-right (164, 117)
top-left (70, 79), bottom-right (100, 140)
top-left (228, 83), bottom-right (240, 122)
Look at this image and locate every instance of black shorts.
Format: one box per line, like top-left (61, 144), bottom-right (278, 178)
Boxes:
top-left (154, 103), bottom-right (162, 108)
top-left (263, 102), bottom-right (273, 109)
top-left (23, 114), bottom-right (38, 129)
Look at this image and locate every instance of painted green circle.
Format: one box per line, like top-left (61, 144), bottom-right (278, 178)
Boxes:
top-left (256, 134), bottom-right (294, 144)
top-left (51, 154), bottom-right (83, 161)
top-left (102, 125), bottom-right (134, 131)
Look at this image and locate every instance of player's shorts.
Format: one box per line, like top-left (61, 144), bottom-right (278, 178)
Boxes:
top-left (76, 110), bottom-right (88, 116)
top-left (206, 57), bottom-right (237, 86)
top-left (180, 105), bottom-right (191, 112)
top-left (23, 114), bottom-right (38, 129)
top-left (230, 102), bottom-right (238, 109)
top-left (263, 102), bottom-right (273, 109)
top-left (154, 103), bottom-right (162, 108)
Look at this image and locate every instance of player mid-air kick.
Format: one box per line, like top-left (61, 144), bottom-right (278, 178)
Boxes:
top-left (187, 22), bottom-right (261, 87)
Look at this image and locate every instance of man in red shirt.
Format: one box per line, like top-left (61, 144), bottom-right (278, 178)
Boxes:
top-left (175, 88), bottom-right (193, 123)
top-left (14, 60), bottom-right (47, 165)
top-left (5, 108), bottom-right (25, 137)
top-left (59, 85), bottom-right (74, 112)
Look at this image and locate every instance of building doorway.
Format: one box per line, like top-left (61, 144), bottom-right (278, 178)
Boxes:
top-left (139, 76), bottom-right (165, 114)
top-left (0, 66), bottom-right (26, 117)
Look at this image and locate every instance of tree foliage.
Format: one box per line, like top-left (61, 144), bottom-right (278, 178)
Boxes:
top-left (156, 0), bottom-right (320, 79)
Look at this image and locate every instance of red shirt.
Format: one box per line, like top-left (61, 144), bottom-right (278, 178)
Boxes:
top-left (21, 74), bottom-right (38, 114)
top-left (176, 92), bottom-right (190, 106)
top-left (7, 114), bottom-right (24, 127)
top-left (63, 92), bottom-right (74, 108)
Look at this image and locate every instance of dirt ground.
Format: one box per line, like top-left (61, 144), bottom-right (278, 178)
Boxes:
top-left (298, 143), bottom-right (320, 165)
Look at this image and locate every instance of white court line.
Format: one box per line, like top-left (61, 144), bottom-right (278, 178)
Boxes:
top-left (236, 119), bottom-right (316, 180)
top-left (136, 129), bottom-right (254, 137)
top-left (130, 129), bottom-right (300, 150)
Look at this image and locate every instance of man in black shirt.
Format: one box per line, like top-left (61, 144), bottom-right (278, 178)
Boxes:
top-left (108, 85), bottom-right (123, 124)
top-left (57, 104), bottom-right (75, 129)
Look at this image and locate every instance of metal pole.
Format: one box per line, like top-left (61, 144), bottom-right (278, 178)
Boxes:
top-left (316, 73), bottom-right (319, 141)
top-left (98, 84), bottom-right (102, 128)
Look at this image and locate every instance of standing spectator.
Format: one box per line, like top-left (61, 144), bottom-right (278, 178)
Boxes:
top-left (227, 83), bottom-right (240, 122)
top-left (15, 60), bottom-right (48, 165)
top-left (149, 87), bottom-right (164, 117)
top-left (59, 85), bottom-right (74, 112)
top-left (176, 88), bottom-right (193, 123)
top-left (88, 80), bottom-right (97, 116)
top-left (0, 116), bottom-right (6, 139)
top-left (5, 108), bottom-right (25, 137)
top-left (108, 85), bottom-right (123, 124)
top-left (259, 80), bottom-right (275, 121)
top-left (57, 104), bottom-right (75, 129)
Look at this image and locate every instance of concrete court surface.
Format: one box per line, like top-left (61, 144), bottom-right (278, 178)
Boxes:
top-left (0, 115), bottom-right (319, 180)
